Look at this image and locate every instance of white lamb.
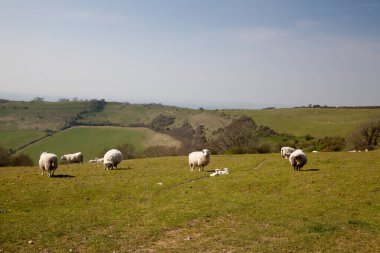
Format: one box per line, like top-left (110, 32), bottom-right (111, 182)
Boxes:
top-left (281, 147), bottom-right (295, 159)
top-left (88, 157), bottom-right (104, 163)
top-left (60, 152), bottom-right (83, 164)
top-left (188, 149), bottom-right (211, 171)
top-left (289, 149), bottom-right (308, 171)
top-left (39, 152), bottom-right (58, 177)
top-left (103, 149), bottom-right (123, 170)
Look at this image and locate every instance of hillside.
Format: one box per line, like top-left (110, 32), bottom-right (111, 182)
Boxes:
top-left (1, 100), bottom-right (380, 158)
top-left (225, 108), bottom-right (380, 138)
top-left (20, 126), bottom-right (181, 163)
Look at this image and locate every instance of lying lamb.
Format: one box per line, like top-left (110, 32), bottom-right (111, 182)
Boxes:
top-left (60, 152), bottom-right (83, 164)
top-left (39, 152), bottom-right (58, 177)
top-left (210, 168), bottom-right (230, 177)
top-left (188, 149), bottom-right (211, 171)
top-left (88, 157), bottom-right (104, 163)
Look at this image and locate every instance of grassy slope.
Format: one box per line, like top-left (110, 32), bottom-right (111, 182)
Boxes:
top-left (225, 108), bottom-right (380, 137)
top-left (79, 103), bottom-right (232, 135)
top-left (0, 101), bottom-right (90, 131)
top-left (0, 130), bottom-right (45, 150)
top-left (20, 126), bottom-right (181, 163)
top-left (1, 151), bottom-right (379, 252)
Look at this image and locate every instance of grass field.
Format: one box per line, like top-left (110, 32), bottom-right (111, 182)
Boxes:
top-left (1, 151), bottom-right (379, 252)
top-left (225, 108), bottom-right (380, 137)
top-left (0, 130), bottom-right (45, 150)
top-left (19, 126), bottom-right (181, 163)
top-left (0, 101), bottom-right (90, 131)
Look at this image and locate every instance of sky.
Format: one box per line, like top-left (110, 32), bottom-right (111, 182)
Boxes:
top-left (0, 0), bottom-right (380, 109)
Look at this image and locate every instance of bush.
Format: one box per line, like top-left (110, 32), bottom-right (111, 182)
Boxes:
top-left (10, 153), bottom-right (34, 166)
top-left (143, 146), bottom-right (178, 157)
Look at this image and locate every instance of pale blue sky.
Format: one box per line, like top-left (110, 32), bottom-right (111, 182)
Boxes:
top-left (1, 0), bottom-right (379, 108)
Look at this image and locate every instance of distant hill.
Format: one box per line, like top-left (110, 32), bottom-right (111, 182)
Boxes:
top-left (1, 100), bottom-right (380, 158)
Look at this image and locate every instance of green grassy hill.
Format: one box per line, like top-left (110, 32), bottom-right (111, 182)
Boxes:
top-left (0, 130), bottom-right (45, 151)
top-left (0, 101), bottom-right (90, 131)
top-left (225, 108), bottom-right (380, 137)
top-left (1, 151), bottom-right (379, 252)
top-left (1, 100), bottom-right (380, 156)
top-left (20, 126), bottom-right (181, 163)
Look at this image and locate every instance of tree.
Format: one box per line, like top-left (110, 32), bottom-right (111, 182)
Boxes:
top-left (150, 114), bottom-right (175, 131)
top-left (31, 97), bottom-right (44, 102)
top-left (213, 116), bottom-right (258, 153)
top-left (347, 118), bottom-right (380, 151)
top-left (191, 125), bottom-right (207, 150)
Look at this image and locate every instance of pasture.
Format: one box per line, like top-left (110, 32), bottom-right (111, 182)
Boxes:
top-left (1, 151), bottom-right (379, 252)
top-left (19, 126), bottom-right (181, 163)
top-left (225, 108), bottom-right (380, 137)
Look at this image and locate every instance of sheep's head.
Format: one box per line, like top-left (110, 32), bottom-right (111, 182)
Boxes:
top-left (202, 149), bottom-right (211, 156)
top-left (60, 155), bottom-right (66, 160)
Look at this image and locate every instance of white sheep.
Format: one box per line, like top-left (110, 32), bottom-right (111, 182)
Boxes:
top-left (88, 157), bottom-right (104, 163)
top-left (281, 147), bottom-right (295, 159)
top-left (39, 152), bottom-right (58, 177)
top-left (103, 149), bottom-right (123, 170)
top-left (188, 149), bottom-right (211, 171)
top-left (289, 149), bottom-right (308, 171)
top-left (60, 152), bottom-right (83, 164)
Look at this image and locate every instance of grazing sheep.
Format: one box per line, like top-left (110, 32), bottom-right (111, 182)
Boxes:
top-left (103, 149), bottom-right (123, 170)
top-left (39, 152), bottom-right (58, 177)
top-left (281, 147), bottom-right (295, 159)
top-left (188, 149), bottom-right (211, 171)
top-left (289, 149), bottom-right (308, 171)
top-left (60, 152), bottom-right (83, 164)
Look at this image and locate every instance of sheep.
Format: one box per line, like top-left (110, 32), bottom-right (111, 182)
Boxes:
top-left (289, 149), bottom-right (308, 171)
top-left (281, 147), bottom-right (295, 159)
top-left (60, 152), bottom-right (83, 164)
top-left (210, 168), bottom-right (230, 177)
top-left (39, 152), bottom-right (58, 177)
top-left (188, 149), bottom-right (211, 172)
top-left (88, 157), bottom-right (104, 163)
top-left (103, 149), bottom-right (123, 170)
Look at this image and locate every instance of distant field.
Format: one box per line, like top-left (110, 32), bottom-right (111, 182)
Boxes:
top-left (2, 101), bottom-right (380, 140)
top-left (225, 108), bottom-right (380, 137)
top-left (0, 101), bottom-right (90, 131)
top-left (1, 151), bottom-right (379, 252)
top-left (79, 103), bottom-right (232, 135)
top-left (19, 126), bottom-right (181, 163)
top-left (0, 130), bottom-right (45, 150)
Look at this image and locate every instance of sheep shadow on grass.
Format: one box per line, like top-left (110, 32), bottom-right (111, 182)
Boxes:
top-left (108, 166), bottom-right (133, 171)
top-left (299, 168), bottom-right (320, 172)
top-left (52, 174), bottom-right (75, 178)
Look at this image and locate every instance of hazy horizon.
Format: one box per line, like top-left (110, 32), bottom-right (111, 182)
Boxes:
top-left (1, 0), bottom-right (380, 109)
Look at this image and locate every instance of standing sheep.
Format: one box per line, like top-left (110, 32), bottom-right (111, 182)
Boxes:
top-left (39, 152), bottom-right (58, 177)
top-left (289, 149), bottom-right (308, 171)
top-left (188, 149), bottom-right (211, 171)
top-left (281, 147), bottom-right (295, 159)
top-left (60, 152), bottom-right (83, 164)
top-left (103, 149), bottom-right (123, 170)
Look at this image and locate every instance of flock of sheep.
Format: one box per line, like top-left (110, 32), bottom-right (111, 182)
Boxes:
top-left (38, 147), bottom-right (307, 177)
top-left (38, 149), bottom-right (123, 177)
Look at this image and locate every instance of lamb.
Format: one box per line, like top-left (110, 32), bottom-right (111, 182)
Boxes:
top-left (60, 152), bottom-right (83, 164)
top-left (281, 147), bottom-right (295, 159)
top-left (103, 149), bottom-right (123, 170)
top-left (289, 149), bottom-right (308, 171)
top-left (188, 149), bottom-right (211, 171)
top-left (88, 157), bottom-right (104, 163)
top-left (39, 152), bottom-right (58, 177)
